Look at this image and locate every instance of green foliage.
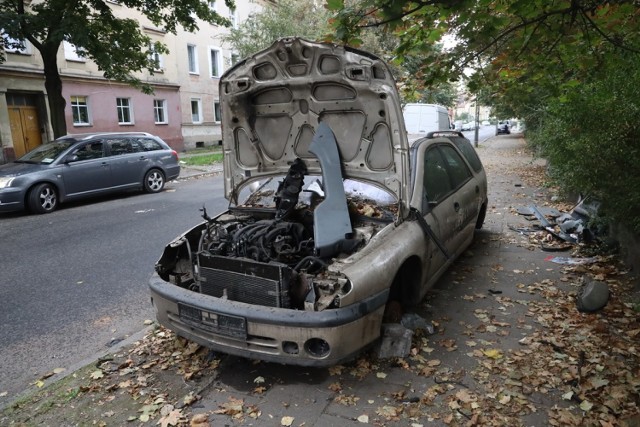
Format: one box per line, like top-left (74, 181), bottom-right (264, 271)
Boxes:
top-left (221, 0), bottom-right (331, 59)
top-left (527, 55), bottom-right (640, 233)
top-left (182, 153), bottom-right (224, 166)
top-left (328, 0), bottom-right (640, 234)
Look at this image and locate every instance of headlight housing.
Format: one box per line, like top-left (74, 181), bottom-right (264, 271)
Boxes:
top-left (0, 177), bottom-right (15, 188)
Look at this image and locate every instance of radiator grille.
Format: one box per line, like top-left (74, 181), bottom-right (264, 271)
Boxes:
top-left (197, 254), bottom-right (291, 308)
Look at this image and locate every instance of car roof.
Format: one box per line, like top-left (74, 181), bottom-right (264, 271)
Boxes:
top-left (57, 132), bottom-right (156, 142)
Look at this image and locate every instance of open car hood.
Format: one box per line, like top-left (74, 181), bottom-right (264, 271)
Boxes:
top-left (220, 37), bottom-right (410, 217)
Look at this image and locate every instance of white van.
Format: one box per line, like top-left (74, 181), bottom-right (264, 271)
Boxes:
top-left (403, 103), bottom-right (451, 136)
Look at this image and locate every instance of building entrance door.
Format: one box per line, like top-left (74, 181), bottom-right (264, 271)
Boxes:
top-left (7, 93), bottom-right (43, 158)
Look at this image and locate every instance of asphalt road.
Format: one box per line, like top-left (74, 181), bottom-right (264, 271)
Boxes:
top-left (461, 124), bottom-right (496, 145)
top-left (0, 174), bottom-right (228, 400)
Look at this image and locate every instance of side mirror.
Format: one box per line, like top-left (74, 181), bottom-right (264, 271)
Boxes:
top-left (64, 154), bottom-right (79, 163)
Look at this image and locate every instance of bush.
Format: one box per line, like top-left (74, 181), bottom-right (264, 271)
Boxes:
top-left (527, 57), bottom-right (640, 233)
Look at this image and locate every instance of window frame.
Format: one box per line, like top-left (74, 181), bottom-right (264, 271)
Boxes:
top-left (148, 42), bottom-right (164, 71)
top-left (213, 101), bottom-right (222, 123)
top-left (187, 44), bottom-right (199, 74)
top-left (191, 98), bottom-right (202, 124)
top-left (2, 34), bottom-right (30, 54)
top-left (63, 41), bottom-right (85, 62)
top-left (154, 99), bottom-right (168, 124)
top-left (209, 47), bottom-right (223, 78)
top-left (71, 96), bottom-right (91, 126)
top-left (116, 97), bottom-right (134, 125)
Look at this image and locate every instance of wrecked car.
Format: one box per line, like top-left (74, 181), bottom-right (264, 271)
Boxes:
top-left (149, 38), bottom-right (488, 367)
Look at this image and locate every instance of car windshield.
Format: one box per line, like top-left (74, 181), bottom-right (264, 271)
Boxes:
top-left (17, 140), bottom-right (75, 164)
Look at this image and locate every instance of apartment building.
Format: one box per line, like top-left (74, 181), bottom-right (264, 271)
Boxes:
top-left (0, 0), bottom-right (273, 164)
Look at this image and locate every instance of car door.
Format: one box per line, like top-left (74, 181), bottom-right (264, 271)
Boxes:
top-left (105, 137), bottom-right (143, 188)
top-left (62, 141), bottom-right (112, 197)
top-left (422, 145), bottom-right (460, 257)
top-left (437, 143), bottom-right (478, 251)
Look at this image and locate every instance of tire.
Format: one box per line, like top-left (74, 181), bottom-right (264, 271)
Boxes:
top-left (27, 183), bottom-right (58, 214)
top-left (475, 202), bottom-right (487, 229)
top-left (143, 169), bottom-right (165, 193)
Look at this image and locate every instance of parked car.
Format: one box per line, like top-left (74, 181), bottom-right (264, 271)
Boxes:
top-left (481, 120), bottom-right (490, 126)
top-left (462, 121), bottom-right (479, 131)
top-left (496, 120), bottom-right (511, 135)
top-left (149, 38), bottom-right (488, 367)
top-left (0, 132), bottom-right (180, 214)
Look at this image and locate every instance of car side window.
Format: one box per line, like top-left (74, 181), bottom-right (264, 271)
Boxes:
top-left (452, 138), bottom-right (483, 173)
top-left (106, 138), bottom-right (133, 156)
top-left (423, 147), bottom-right (453, 203)
top-left (439, 145), bottom-right (472, 189)
top-left (71, 142), bottom-right (104, 161)
top-left (134, 138), bottom-right (163, 152)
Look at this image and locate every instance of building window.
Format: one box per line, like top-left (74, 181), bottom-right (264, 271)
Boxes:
top-left (2, 34), bottom-right (30, 54)
top-left (149, 43), bottom-right (164, 71)
top-left (214, 101), bottom-right (222, 123)
top-left (208, 1), bottom-right (216, 11)
top-left (117, 98), bottom-right (134, 124)
top-left (230, 51), bottom-right (240, 66)
top-left (71, 96), bottom-right (91, 126)
top-left (191, 98), bottom-right (202, 123)
top-left (187, 44), bottom-right (198, 74)
top-left (154, 99), bottom-right (168, 124)
top-left (210, 47), bottom-right (222, 78)
top-left (63, 41), bottom-right (85, 62)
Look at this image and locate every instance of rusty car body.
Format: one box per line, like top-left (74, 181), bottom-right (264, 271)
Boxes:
top-left (149, 38), bottom-right (487, 366)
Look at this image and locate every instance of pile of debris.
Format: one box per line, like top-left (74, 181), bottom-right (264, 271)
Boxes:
top-left (512, 196), bottom-right (601, 251)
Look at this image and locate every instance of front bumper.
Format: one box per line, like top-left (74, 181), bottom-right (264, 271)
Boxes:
top-left (0, 188), bottom-right (25, 213)
top-left (149, 273), bottom-right (388, 367)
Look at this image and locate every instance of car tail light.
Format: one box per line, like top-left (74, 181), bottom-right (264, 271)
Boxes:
top-left (171, 150), bottom-right (179, 161)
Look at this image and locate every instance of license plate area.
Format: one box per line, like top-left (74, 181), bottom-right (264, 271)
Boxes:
top-left (178, 303), bottom-right (247, 339)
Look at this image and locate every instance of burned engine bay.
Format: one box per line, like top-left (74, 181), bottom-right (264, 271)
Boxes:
top-left (158, 156), bottom-right (398, 313)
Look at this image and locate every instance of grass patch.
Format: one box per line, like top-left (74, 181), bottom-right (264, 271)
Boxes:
top-left (181, 152), bottom-right (223, 166)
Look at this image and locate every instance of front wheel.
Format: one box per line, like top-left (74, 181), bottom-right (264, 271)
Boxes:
top-left (144, 169), bottom-right (165, 193)
top-left (27, 183), bottom-right (58, 214)
top-left (475, 202), bottom-right (487, 229)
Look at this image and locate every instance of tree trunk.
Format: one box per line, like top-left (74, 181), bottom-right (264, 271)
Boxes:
top-left (40, 45), bottom-right (67, 138)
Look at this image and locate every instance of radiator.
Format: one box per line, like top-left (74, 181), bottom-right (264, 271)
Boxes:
top-left (197, 254), bottom-right (292, 308)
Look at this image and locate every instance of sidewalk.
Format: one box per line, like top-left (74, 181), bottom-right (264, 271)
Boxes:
top-left (2, 135), bottom-right (638, 426)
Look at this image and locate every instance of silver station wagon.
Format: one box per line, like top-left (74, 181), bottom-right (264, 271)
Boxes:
top-left (0, 132), bottom-right (180, 214)
top-left (149, 38), bottom-right (487, 366)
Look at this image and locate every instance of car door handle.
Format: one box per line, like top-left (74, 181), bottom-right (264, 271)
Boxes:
top-left (475, 185), bottom-right (480, 194)
top-left (454, 202), bottom-right (460, 212)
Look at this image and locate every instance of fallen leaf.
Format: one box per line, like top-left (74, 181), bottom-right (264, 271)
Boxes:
top-left (482, 349), bottom-right (503, 359)
top-left (376, 372), bottom-right (387, 379)
top-left (90, 370), bottom-right (104, 380)
top-left (357, 414), bottom-right (369, 423)
top-left (281, 415), bottom-right (294, 426)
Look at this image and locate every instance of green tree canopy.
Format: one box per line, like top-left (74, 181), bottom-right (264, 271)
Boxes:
top-left (0, 0), bottom-right (235, 137)
top-left (327, 0), bottom-right (640, 232)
